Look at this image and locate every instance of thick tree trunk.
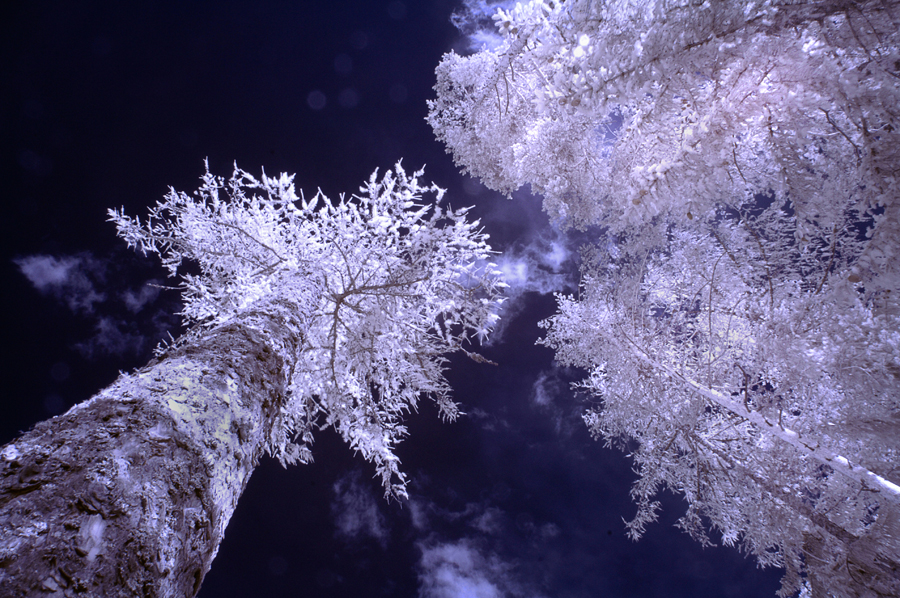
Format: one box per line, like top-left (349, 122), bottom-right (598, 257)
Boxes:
top-left (803, 505), bottom-right (900, 598)
top-left (0, 320), bottom-right (291, 597)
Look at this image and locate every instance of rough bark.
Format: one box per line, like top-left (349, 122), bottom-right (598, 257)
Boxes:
top-left (803, 504), bottom-right (900, 598)
top-left (0, 319), bottom-right (290, 597)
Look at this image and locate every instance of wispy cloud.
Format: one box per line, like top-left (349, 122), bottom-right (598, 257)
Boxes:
top-left (488, 226), bottom-right (579, 344)
top-left (531, 371), bottom-right (556, 408)
top-left (15, 254), bottom-right (106, 314)
top-left (14, 252), bottom-right (173, 359)
top-left (450, 0), bottom-right (518, 53)
top-left (331, 470), bottom-right (389, 547)
top-left (74, 317), bottom-right (148, 359)
top-left (418, 540), bottom-right (510, 598)
top-left (495, 234), bottom-right (573, 297)
top-left (410, 497), bottom-right (548, 598)
top-left (121, 284), bottom-right (160, 313)
top-left (467, 407), bottom-right (512, 433)
top-left (531, 368), bottom-right (584, 438)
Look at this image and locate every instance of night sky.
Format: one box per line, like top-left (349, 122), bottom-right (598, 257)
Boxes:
top-left (2, 2), bottom-right (784, 596)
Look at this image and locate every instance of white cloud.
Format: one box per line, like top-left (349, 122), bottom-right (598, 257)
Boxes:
top-left (409, 496), bottom-right (501, 534)
top-left (450, 0), bottom-right (518, 53)
top-left (75, 317), bottom-right (146, 358)
top-left (470, 507), bottom-right (504, 535)
top-left (466, 407), bottom-right (511, 432)
top-left (418, 540), bottom-right (507, 598)
top-left (529, 368), bottom-right (582, 438)
top-left (14, 252), bottom-right (173, 359)
top-left (488, 229), bottom-right (578, 344)
top-left (408, 497), bottom-right (432, 532)
top-left (543, 240), bottom-right (569, 271)
top-left (496, 229), bottom-right (575, 298)
top-left (331, 470), bottom-right (389, 547)
top-left (15, 254), bottom-right (105, 314)
top-left (531, 372), bottom-right (556, 407)
top-left (16, 254), bottom-right (72, 288)
top-left (410, 496), bottom-right (551, 598)
top-left (121, 283), bottom-right (160, 313)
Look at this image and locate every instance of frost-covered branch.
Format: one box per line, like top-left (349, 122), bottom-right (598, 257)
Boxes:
top-left (433, 2), bottom-right (900, 593)
top-left (110, 161), bottom-right (506, 498)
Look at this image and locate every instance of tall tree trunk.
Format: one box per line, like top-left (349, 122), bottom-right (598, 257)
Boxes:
top-left (0, 318), bottom-right (293, 597)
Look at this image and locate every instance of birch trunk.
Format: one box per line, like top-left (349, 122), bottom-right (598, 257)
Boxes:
top-left (0, 318), bottom-right (293, 597)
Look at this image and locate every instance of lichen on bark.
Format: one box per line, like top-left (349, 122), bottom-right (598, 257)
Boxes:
top-left (0, 321), bottom-right (289, 597)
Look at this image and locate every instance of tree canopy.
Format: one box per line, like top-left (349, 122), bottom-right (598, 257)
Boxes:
top-left (429, 1), bottom-right (900, 595)
top-left (110, 162), bottom-right (506, 497)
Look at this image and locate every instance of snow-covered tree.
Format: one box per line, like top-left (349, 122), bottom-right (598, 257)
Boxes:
top-left (543, 218), bottom-right (900, 596)
top-left (430, 0), bottom-right (900, 255)
top-left (0, 163), bottom-right (504, 597)
top-left (430, 1), bottom-right (900, 595)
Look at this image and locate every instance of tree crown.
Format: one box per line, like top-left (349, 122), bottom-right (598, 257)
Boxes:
top-left (110, 162), bottom-right (506, 497)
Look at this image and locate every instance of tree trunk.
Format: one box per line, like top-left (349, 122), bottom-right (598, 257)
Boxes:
top-left (0, 319), bottom-right (291, 597)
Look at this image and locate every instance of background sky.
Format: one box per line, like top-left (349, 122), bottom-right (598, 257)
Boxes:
top-left (2, 1), bottom-right (785, 596)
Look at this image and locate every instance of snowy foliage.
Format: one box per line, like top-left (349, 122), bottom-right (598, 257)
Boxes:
top-left (543, 219), bottom-right (900, 594)
top-left (430, 0), bottom-right (900, 255)
top-left (110, 162), bottom-right (505, 498)
top-left (430, 1), bottom-right (900, 594)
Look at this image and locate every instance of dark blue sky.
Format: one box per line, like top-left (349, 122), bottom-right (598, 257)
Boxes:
top-left (1, 1), bottom-right (783, 596)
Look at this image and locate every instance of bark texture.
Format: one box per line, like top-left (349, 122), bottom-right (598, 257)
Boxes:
top-left (0, 320), bottom-right (290, 597)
